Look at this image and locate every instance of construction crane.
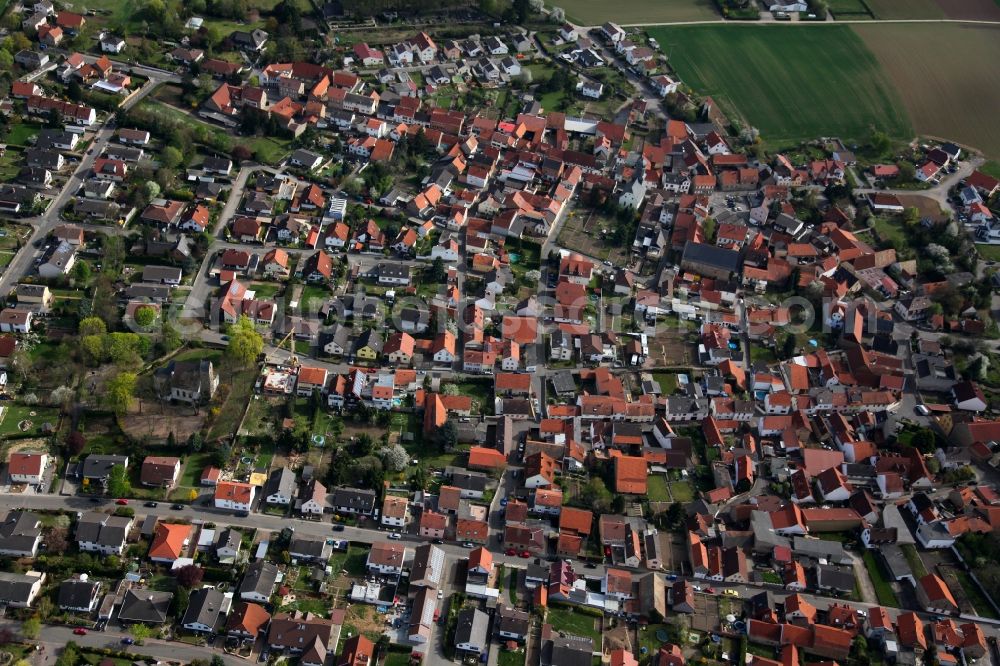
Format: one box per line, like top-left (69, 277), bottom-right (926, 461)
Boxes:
top-left (275, 329), bottom-right (300, 369)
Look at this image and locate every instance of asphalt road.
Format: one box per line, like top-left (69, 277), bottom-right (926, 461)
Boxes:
top-left (0, 620), bottom-right (244, 666)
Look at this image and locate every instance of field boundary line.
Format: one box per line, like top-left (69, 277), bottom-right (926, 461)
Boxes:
top-left (602, 18), bottom-right (1000, 27)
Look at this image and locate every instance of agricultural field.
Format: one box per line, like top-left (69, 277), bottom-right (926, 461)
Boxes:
top-left (854, 24), bottom-right (1000, 159)
top-left (648, 25), bottom-right (912, 147)
top-left (826, 0), bottom-right (872, 17)
top-left (552, 0), bottom-right (719, 25)
top-left (866, 0), bottom-right (1000, 19)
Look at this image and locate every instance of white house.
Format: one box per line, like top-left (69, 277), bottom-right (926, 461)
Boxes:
top-left (214, 482), bottom-right (256, 513)
top-left (7, 453), bottom-right (48, 485)
top-left (0, 309), bottom-right (33, 334)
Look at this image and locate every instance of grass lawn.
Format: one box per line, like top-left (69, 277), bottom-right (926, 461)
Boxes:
top-left (900, 544), bottom-right (928, 579)
top-left (177, 452), bottom-right (213, 490)
top-left (498, 650), bottom-right (526, 666)
top-left (871, 217), bottom-right (907, 248)
top-left (648, 25), bottom-right (912, 148)
top-left (244, 136), bottom-right (291, 165)
top-left (207, 367), bottom-right (257, 440)
top-left (953, 569), bottom-right (1000, 619)
top-left (653, 372), bottom-right (679, 395)
top-left (249, 282), bottom-right (283, 300)
top-left (0, 405), bottom-right (60, 438)
top-left (981, 161), bottom-right (1000, 180)
top-left (668, 479), bottom-right (695, 502)
top-left (383, 652), bottom-right (414, 666)
top-left (862, 551), bottom-right (899, 606)
top-left (441, 379), bottom-right (494, 416)
top-left (977, 244), bottom-right (1000, 262)
top-left (2, 122), bottom-right (42, 147)
top-left (546, 606), bottom-right (601, 644)
top-left (761, 571), bottom-right (783, 585)
top-left (647, 475), bottom-right (670, 502)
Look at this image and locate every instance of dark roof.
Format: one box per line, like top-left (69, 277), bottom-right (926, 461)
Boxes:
top-left (182, 587), bottom-right (227, 629)
top-left (118, 588), bottom-right (172, 624)
top-left (58, 578), bottom-right (100, 609)
top-left (239, 560), bottom-right (279, 598)
top-left (681, 241), bottom-right (742, 274)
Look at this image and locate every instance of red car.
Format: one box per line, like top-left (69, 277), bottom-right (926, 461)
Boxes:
top-left (518, 550), bottom-right (531, 558)
top-left (705, 587), bottom-right (717, 595)
top-left (73, 628), bottom-right (87, 635)
top-left (505, 549), bottom-right (516, 556)
top-left (115, 499), bottom-right (128, 505)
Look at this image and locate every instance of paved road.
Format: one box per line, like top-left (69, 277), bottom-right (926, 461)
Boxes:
top-left (0, 77), bottom-right (162, 296)
top-left (854, 156), bottom-right (983, 210)
top-left (0, 620), bottom-right (243, 666)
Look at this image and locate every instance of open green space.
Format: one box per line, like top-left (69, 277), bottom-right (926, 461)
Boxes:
top-left (953, 569), bottom-right (1000, 620)
top-left (546, 606), bottom-right (601, 643)
top-left (647, 475), bottom-right (671, 502)
top-left (2, 123), bottom-right (42, 147)
top-left (862, 551), bottom-right (900, 607)
top-left (648, 25), bottom-right (912, 147)
top-left (978, 245), bottom-right (1000, 262)
top-left (498, 650), bottom-right (526, 666)
top-left (900, 544), bottom-right (928, 578)
top-left (0, 405), bottom-right (60, 438)
top-left (653, 372), bottom-right (679, 395)
top-left (668, 479), bottom-right (695, 502)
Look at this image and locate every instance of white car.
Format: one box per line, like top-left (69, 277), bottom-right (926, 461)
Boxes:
top-left (915, 404), bottom-right (930, 416)
top-left (388, 532), bottom-right (402, 540)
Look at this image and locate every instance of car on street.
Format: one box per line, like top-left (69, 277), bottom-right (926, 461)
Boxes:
top-left (388, 532), bottom-right (402, 540)
top-left (518, 551), bottom-right (531, 558)
top-left (705, 587), bottom-right (717, 594)
top-left (89, 497), bottom-right (102, 503)
top-left (170, 504), bottom-right (185, 510)
top-left (144, 502), bottom-right (158, 508)
top-left (332, 525), bottom-right (346, 532)
top-left (121, 638), bottom-right (134, 645)
top-left (432, 538), bottom-right (443, 544)
top-left (461, 542), bottom-right (475, 548)
top-left (915, 404), bottom-right (930, 415)
top-left (437, 589), bottom-right (443, 599)
top-left (73, 628), bottom-right (87, 635)
top-left (505, 548), bottom-right (516, 556)
top-left (724, 589), bottom-right (739, 597)
top-left (115, 499), bottom-right (128, 505)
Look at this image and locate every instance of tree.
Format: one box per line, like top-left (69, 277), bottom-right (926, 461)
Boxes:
top-left (104, 372), bottom-right (137, 416)
top-left (188, 488), bottom-right (199, 501)
top-left (72, 259), bottom-right (92, 282)
top-left (81, 335), bottom-right (105, 366)
top-left (66, 431), bottom-right (86, 457)
top-left (162, 322), bottom-right (182, 352)
top-left (143, 180), bottom-right (161, 201)
top-left (868, 128), bottom-right (891, 156)
top-left (21, 617), bottom-right (40, 640)
top-left (896, 160), bottom-right (916, 181)
top-left (910, 428), bottom-right (937, 454)
top-left (226, 315), bottom-right (264, 366)
top-left (427, 258), bottom-right (446, 283)
top-left (79, 316), bottom-right (107, 337)
top-left (134, 305), bottom-right (158, 328)
top-left (433, 420), bottom-right (459, 452)
top-left (0, 50), bottom-right (12, 72)
top-left (129, 623), bottom-right (151, 644)
top-left (380, 444), bottom-right (409, 472)
top-left (580, 477), bottom-right (613, 514)
top-left (108, 463), bottom-right (131, 498)
top-left (161, 146), bottom-right (183, 170)
top-left (46, 527), bottom-right (69, 553)
top-left (175, 564), bottom-right (204, 588)
top-left (50, 385), bottom-right (75, 411)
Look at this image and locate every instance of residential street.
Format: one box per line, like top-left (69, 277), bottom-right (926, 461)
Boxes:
top-left (0, 620), bottom-right (244, 666)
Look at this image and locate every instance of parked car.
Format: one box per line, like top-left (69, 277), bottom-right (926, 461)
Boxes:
top-left (144, 502), bottom-right (158, 508)
top-left (388, 532), bottom-right (402, 540)
top-left (115, 499), bottom-right (128, 505)
top-left (120, 638), bottom-right (134, 645)
top-left (73, 628), bottom-right (87, 636)
top-left (332, 525), bottom-right (346, 532)
top-left (170, 504), bottom-right (185, 510)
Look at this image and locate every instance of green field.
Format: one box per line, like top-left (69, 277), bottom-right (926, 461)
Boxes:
top-left (551, 0), bottom-right (719, 24)
top-left (647, 475), bottom-right (671, 502)
top-left (648, 25), bottom-right (912, 147)
top-left (546, 607), bottom-right (601, 643)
